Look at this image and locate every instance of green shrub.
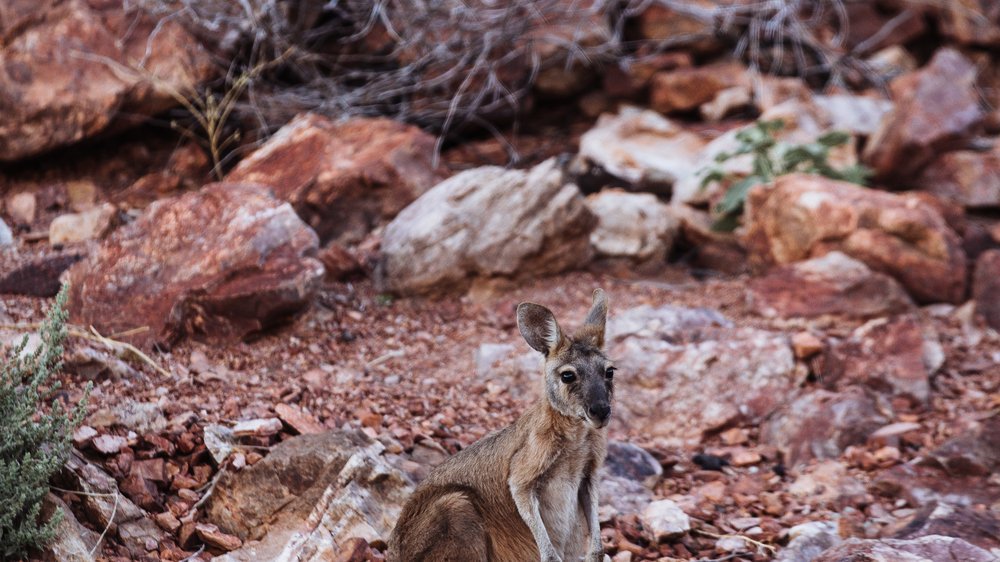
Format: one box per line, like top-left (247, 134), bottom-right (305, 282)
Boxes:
top-left (0, 286), bottom-right (89, 559)
top-left (699, 119), bottom-right (871, 231)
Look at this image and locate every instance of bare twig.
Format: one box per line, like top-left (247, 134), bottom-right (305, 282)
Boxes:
top-left (50, 485), bottom-right (120, 558)
top-left (695, 529), bottom-right (777, 554)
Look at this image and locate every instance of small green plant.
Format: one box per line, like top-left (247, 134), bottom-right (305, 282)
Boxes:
top-left (700, 119), bottom-right (871, 231)
top-left (0, 285), bottom-right (89, 559)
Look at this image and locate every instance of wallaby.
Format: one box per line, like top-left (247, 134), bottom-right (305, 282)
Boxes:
top-left (387, 289), bottom-right (614, 562)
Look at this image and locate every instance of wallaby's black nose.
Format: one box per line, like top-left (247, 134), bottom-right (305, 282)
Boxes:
top-left (589, 402), bottom-right (611, 422)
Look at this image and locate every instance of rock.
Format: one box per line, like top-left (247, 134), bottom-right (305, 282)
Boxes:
top-left (937, 0), bottom-right (1000, 47)
top-left (641, 499), bottom-right (691, 541)
top-left (72, 425), bottom-right (98, 448)
top-left (893, 501), bottom-right (1000, 551)
top-left (747, 251), bottom-right (914, 319)
top-left (916, 149), bottom-right (1000, 209)
top-left (927, 415), bottom-right (1000, 477)
top-left (49, 203), bottom-right (117, 246)
top-left (672, 204), bottom-right (749, 274)
top-left (66, 183), bottom-right (324, 348)
top-left (92, 434), bottom-right (127, 455)
top-left (0, 0), bottom-right (213, 160)
top-left (813, 94), bottom-right (894, 137)
top-left (604, 441), bottom-right (663, 489)
top-left (39, 493), bottom-right (100, 562)
top-left (0, 218), bottom-right (12, 246)
top-left (873, 461), bottom-right (1000, 511)
top-left (473, 342), bottom-right (540, 402)
top-left (812, 535), bottom-right (996, 562)
top-left (6, 192), bottom-right (36, 226)
top-left (576, 107), bottom-right (707, 191)
top-left (649, 62), bottom-right (749, 114)
top-left (585, 189), bottom-right (680, 263)
top-left (634, 1), bottom-right (722, 53)
top-left (378, 159), bottom-right (594, 294)
top-left (197, 523), bottom-right (243, 552)
top-left (318, 242), bottom-right (364, 281)
top-left (863, 49), bottom-right (985, 182)
top-left (0, 252), bottom-right (84, 297)
top-left (598, 473), bottom-right (654, 520)
top-left (818, 317), bottom-right (941, 404)
top-left (776, 521), bottom-right (841, 562)
top-left (275, 404), bottom-right (325, 435)
top-left (609, 305), bottom-right (795, 441)
top-left (791, 332), bottom-right (824, 359)
top-left (232, 418), bottom-right (283, 438)
top-left (210, 432), bottom-right (413, 562)
top-left (226, 113), bottom-right (441, 244)
top-left (530, 0), bottom-right (609, 98)
top-left (744, 173), bottom-right (967, 304)
top-left (762, 387), bottom-right (891, 468)
top-left (154, 511), bottom-right (182, 534)
top-left (700, 85), bottom-right (753, 122)
top-left (974, 249), bottom-right (1000, 330)
top-left (788, 460), bottom-right (866, 507)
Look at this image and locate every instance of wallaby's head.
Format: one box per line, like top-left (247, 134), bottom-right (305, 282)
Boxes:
top-left (517, 289), bottom-right (614, 429)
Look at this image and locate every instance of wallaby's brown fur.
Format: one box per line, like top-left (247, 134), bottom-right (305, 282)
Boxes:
top-left (388, 290), bottom-right (614, 562)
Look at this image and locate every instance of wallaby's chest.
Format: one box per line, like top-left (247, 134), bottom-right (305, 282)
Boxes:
top-left (538, 440), bottom-right (592, 555)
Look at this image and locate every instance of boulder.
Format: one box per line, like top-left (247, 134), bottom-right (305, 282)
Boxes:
top-left (208, 431), bottom-right (413, 562)
top-left (225, 114), bottom-right (442, 244)
top-left (916, 149), bottom-right (1000, 209)
top-left (812, 535), bottom-right (996, 562)
top-left (974, 249), bottom-right (1000, 330)
top-left (378, 159), bottom-right (595, 294)
top-left (649, 62), bottom-right (749, 114)
top-left (873, 462), bottom-right (1000, 512)
top-left (818, 317), bottom-right (942, 404)
top-left (863, 49), bottom-right (985, 182)
top-left (0, 0), bottom-right (213, 160)
top-left (761, 387), bottom-right (891, 468)
top-left (608, 305), bottom-right (796, 441)
top-left (744, 173), bottom-right (967, 304)
top-left (40, 493), bottom-right (100, 562)
top-left (585, 189), bottom-right (680, 263)
top-left (67, 183), bottom-right (324, 348)
top-left (747, 251), bottom-right (914, 319)
top-left (603, 441), bottom-right (663, 490)
top-left (577, 107), bottom-right (707, 191)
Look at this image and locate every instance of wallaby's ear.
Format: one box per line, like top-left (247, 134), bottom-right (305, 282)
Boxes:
top-left (581, 288), bottom-right (608, 349)
top-left (517, 302), bottom-right (563, 355)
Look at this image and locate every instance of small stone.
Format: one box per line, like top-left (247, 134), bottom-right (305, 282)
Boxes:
top-left (49, 203), bottom-right (116, 245)
top-left (72, 425), bottom-right (98, 448)
top-left (720, 427), bottom-right (749, 446)
top-left (792, 332), bottom-right (824, 359)
top-left (6, 192), bottom-right (36, 225)
top-left (716, 536), bottom-right (748, 552)
top-left (195, 523), bottom-right (242, 552)
top-left (92, 434), bottom-right (127, 455)
top-left (640, 499), bottom-right (691, 542)
top-left (730, 449), bottom-right (762, 467)
top-left (232, 418), bottom-right (283, 437)
top-left (0, 218), bottom-right (12, 247)
top-left (154, 511), bottom-right (181, 533)
top-left (873, 446), bottom-right (901, 465)
top-left (275, 403), bottom-right (325, 435)
top-left (612, 551), bottom-right (632, 562)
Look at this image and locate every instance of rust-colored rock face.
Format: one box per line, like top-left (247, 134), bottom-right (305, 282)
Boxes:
top-left (744, 173), bottom-right (968, 304)
top-left (66, 183), bottom-right (324, 348)
top-left (226, 113), bottom-right (443, 244)
top-left (0, 0), bottom-right (214, 161)
top-left (862, 48), bottom-right (984, 182)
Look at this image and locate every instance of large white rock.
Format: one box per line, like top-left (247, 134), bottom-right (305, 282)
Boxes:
top-left (578, 107), bottom-right (706, 188)
top-left (378, 159), bottom-right (594, 294)
top-left (586, 189), bottom-right (680, 262)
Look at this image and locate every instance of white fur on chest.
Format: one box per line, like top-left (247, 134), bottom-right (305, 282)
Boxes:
top-left (539, 451), bottom-right (588, 558)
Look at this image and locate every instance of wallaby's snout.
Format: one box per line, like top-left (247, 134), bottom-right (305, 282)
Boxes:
top-left (588, 400), bottom-right (611, 427)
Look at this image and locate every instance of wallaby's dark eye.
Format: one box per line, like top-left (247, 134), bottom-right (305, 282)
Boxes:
top-left (560, 371), bottom-right (577, 384)
top-left (605, 367), bottom-right (616, 380)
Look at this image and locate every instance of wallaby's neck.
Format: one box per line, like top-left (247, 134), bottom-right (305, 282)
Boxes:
top-left (528, 398), bottom-right (589, 441)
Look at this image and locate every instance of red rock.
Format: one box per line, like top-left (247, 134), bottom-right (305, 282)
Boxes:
top-left (863, 49), bottom-right (985, 182)
top-left (814, 535), bottom-right (995, 562)
top-left (226, 113), bottom-right (442, 244)
top-left (894, 501), bottom-right (1000, 551)
top-left (937, 0), bottom-right (1000, 47)
top-left (761, 387), bottom-right (890, 468)
top-left (318, 242), bottom-right (364, 281)
top-left (791, 332), bottom-right (824, 359)
top-left (0, 0), bottom-right (213, 160)
top-left (928, 415), bottom-right (1000, 477)
top-left (634, 1), bottom-right (725, 54)
top-left (195, 523), bottom-right (242, 552)
top-left (232, 418), bottom-right (283, 437)
top-left (748, 252), bottom-right (914, 319)
top-left (275, 404), bottom-right (325, 435)
top-left (649, 62), bottom-right (750, 114)
top-left (66, 183), bottom-right (325, 348)
top-left (916, 149), bottom-right (1000, 209)
top-left (120, 473), bottom-right (161, 511)
top-left (818, 317), bottom-right (939, 404)
top-left (333, 537), bottom-right (371, 562)
top-left (154, 511), bottom-right (182, 534)
top-left (974, 249), bottom-right (1000, 330)
top-left (744, 174), bottom-right (968, 304)
top-left (133, 458), bottom-right (167, 483)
